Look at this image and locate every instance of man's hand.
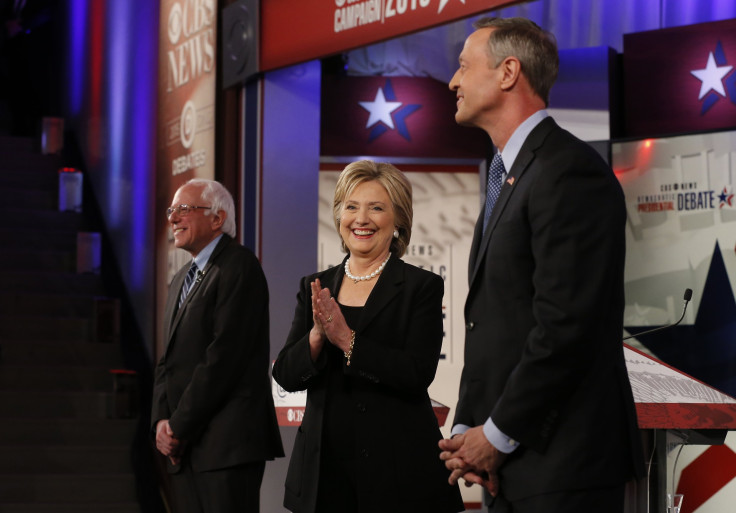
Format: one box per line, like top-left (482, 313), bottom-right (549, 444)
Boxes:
top-left (155, 419), bottom-right (183, 465)
top-left (439, 426), bottom-right (507, 496)
top-left (439, 434), bottom-right (471, 483)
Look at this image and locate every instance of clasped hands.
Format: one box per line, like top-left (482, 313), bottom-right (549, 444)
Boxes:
top-left (438, 425), bottom-right (507, 496)
top-left (309, 279), bottom-right (352, 358)
top-left (156, 419), bottom-right (185, 466)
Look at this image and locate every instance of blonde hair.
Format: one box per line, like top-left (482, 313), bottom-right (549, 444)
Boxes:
top-left (332, 160), bottom-right (412, 257)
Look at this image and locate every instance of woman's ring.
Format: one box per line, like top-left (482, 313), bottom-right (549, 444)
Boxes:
top-left (327, 314), bottom-right (333, 323)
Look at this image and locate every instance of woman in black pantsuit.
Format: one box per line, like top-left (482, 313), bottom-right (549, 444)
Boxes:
top-left (273, 160), bottom-right (464, 513)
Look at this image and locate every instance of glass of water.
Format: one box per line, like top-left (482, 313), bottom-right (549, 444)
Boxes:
top-left (667, 493), bottom-right (684, 513)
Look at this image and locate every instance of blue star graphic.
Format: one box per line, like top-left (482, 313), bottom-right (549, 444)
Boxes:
top-left (627, 242), bottom-right (736, 396)
top-left (718, 187), bottom-right (734, 208)
top-left (727, 69), bottom-right (736, 106)
top-left (364, 79), bottom-right (421, 142)
top-left (718, 188), bottom-right (729, 204)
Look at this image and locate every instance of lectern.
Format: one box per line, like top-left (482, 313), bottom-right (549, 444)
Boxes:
top-left (624, 344), bottom-right (736, 513)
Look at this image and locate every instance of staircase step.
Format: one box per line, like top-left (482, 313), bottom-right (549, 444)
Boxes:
top-left (0, 271), bottom-right (105, 295)
top-left (0, 248), bottom-right (75, 272)
top-left (0, 186), bottom-right (57, 209)
top-left (0, 316), bottom-right (92, 341)
top-left (0, 168), bottom-right (58, 190)
top-left (0, 474), bottom-right (138, 503)
top-left (0, 208), bottom-right (89, 230)
top-left (0, 446), bottom-right (132, 474)
top-left (0, 418), bottom-right (138, 446)
top-left (0, 228), bottom-right (78, 251)
top-left (0, 152), bottom-right (63, 174)
top-left (0, 503), bottom-right (141, 513)
top-left (0, 390), bottom-right (111, 419)
top-left (0, 339), bottom-right (122, 365)
top-left (0, 365), bottom-right (113, 391)
top-left (0, 292), bottom-right (98, 317)
top-left (0, 135), bottom-right (35, 154)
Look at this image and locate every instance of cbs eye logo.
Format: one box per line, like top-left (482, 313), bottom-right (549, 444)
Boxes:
top-left (180, 101), bottom-right (196, 149)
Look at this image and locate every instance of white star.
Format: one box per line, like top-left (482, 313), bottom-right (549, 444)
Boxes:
top-left (438, 0), bottom-right (465, 14)
top-left (359, 88), bottom-right (402, 129)
top-left (691, 52), bottom-right (733, 100)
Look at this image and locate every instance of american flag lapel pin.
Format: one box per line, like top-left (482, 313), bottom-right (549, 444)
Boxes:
top-left (506, 176), bottom-right (515, 185)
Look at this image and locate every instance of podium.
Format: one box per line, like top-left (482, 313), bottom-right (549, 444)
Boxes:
top-left (624, 344), bottom-right (736, 512)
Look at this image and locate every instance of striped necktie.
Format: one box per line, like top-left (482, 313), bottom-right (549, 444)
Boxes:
top-left (178, 262), bottom-right (198, 308)
top-left (483, 153), bottom-right (505, 233)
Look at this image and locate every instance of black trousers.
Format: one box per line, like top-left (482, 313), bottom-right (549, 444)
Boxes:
top-left (314, 456), bottom-right (359, 513)
top-left (487, 484), bottom-right (625, 513)
top-left (170, 459), bottom-right (266, 513)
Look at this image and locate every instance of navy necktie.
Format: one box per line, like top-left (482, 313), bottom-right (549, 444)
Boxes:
top-left (178, 262), bottom-right (198, 308)
top-left (483, 153), bottom-right (506, 233)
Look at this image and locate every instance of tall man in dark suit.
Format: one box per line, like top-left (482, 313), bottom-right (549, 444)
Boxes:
top-left (439, 17), bottom-right (644, 512)
top-left (152, 179), bottom-right (283, 513)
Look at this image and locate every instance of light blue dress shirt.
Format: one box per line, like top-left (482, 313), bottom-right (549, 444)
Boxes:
top-left (191, 233), bottom-right (223, 274)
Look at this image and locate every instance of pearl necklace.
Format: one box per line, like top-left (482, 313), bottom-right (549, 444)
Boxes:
top-left (345, 253), bottom-right (391, 284)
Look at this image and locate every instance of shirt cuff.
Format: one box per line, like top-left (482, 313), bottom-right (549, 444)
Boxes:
top-left (450, 424), bottom-right (470, 437)
top-left (483, 417), bottom-right (520, 454)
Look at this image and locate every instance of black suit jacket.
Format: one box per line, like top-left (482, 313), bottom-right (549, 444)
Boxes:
top-left (273, 255), bottom-right (463, 513)
top-left (151, 235), bottom-right (283, 473)
top-left (456, 117), bottom-right (644, 501)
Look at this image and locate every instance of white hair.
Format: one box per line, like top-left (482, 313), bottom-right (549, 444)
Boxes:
top-left (184, 179), bottom-right (236, 237)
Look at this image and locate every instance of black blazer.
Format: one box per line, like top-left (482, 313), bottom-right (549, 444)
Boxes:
top-left (456, 118), bottom-right (645, 500)
top-left (151, 235), bottom-right (283, 473)
top-left (273, 255), bottom-right (464, 513)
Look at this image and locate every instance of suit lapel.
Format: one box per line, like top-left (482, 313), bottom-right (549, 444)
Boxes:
top-left (359, 255), bottom-right (403, 330)
top-left (468, 211), bottom-right (484, 283)
top-left (166, 235), bottom-right (232, 351)
top-left (327, 257), bottom-right (346, 298)
top-left (164, 267), bottom-right (187, 342)
top-left (468, 117), bottom-right (557, 285)
top-left (327, 254), bottom-right (403, 330)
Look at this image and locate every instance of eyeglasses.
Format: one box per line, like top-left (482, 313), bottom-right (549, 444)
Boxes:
top-left (166, 204), bottom-right (212, 218)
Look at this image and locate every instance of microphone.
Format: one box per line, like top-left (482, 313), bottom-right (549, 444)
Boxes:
top-left (623, 289), bottom-right (692, 341)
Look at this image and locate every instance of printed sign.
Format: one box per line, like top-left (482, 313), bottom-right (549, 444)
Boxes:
top-left (261, 0), bottom-right (521, 71)
top-left (155, 0), bottom-right (218, 357)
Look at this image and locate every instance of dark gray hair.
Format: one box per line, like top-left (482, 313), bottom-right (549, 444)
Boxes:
top-left (473, 17), bottom-right (558, 106)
